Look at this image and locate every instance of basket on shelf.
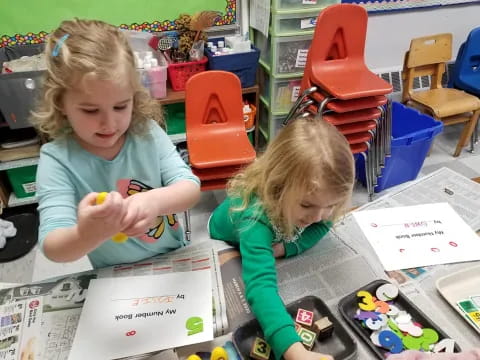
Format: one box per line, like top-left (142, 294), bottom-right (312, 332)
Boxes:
top-left (167, 56), bottom-right (208, 91)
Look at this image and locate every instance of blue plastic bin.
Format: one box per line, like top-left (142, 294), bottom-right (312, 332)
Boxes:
top-left (205, 37), bottom-right (260, 88)
top-left (357, 102), bottom-right (443, 192)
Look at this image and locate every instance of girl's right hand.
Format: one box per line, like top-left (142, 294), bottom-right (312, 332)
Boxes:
top-left (76, 192), bottom-right (127, 244)
top-left (283, 342), bottom-right (334, 360)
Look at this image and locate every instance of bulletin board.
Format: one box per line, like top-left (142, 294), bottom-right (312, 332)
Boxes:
top-left (0, 0), bottom-right (236, 48)
top-left (341, 0), bottom-right (479, 12)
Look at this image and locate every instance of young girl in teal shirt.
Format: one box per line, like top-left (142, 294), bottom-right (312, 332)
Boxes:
top-left (209, 116), bottom-right (355, 360)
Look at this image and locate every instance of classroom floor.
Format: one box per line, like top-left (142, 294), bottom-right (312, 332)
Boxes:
top-left (0, 122), bottom-right (479, 286)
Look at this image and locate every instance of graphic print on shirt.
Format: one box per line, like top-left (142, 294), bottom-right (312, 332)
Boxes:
top-left (117, 179), bottom-right (179, 243)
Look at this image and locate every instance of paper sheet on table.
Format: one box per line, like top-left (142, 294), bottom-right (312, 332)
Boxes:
top-left (68, 270), bottom-right (213, 360)
top-left (353, 202), bottom-right (480, 271)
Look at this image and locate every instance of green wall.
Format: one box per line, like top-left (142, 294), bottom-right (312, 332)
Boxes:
top-left (0, 0), bottom-right (236, 47)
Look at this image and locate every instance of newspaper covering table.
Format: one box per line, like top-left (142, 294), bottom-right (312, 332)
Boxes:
top-left (217, 167), bottom-right (480, 358)
top-left (0, 242), bottom-right (227, 360)
top-left (0, 167), bottom-right (478, 360)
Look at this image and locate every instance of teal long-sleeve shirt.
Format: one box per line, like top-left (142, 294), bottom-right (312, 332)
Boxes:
top-left (208, 196), bottom-right (332, 359)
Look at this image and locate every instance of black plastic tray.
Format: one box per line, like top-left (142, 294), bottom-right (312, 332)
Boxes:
top-left (338, 279), bottom-right (461, 359)
top-left (233, 295), bottom-right (357, 360)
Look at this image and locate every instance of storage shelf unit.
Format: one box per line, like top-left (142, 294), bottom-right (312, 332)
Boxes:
top-left (252, 0), bottom-right (340, 142)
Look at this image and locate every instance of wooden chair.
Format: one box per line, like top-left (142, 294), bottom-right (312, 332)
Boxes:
top-left (402, 33), bottom-right (480, 157)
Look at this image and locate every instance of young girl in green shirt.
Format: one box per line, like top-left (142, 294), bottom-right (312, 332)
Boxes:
top-left (209, 115), bottom-right (355, 360)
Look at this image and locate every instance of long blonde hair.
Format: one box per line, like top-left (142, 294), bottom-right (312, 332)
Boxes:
top-left (31, 18), bottom-right (162, 139)
top-left (228, 115), bottom-right (355, 237)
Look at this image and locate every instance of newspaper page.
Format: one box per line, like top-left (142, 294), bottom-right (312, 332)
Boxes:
top-left (0, 242), bottom-right (227, 360)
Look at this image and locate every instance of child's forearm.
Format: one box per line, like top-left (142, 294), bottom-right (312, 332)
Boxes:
top-left (43, 225), bottom-right (103, 262)
top-left (147, 180), bottom-right (201, 215)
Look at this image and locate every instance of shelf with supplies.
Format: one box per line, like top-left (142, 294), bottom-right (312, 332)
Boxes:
top-left (158, 84), bottom-right (260, 149)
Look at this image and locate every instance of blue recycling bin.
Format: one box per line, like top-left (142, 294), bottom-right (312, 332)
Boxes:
top-left (357, 102), bottom-right (443, 192)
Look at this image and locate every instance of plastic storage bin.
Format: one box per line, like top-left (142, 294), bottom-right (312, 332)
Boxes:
top-left (167, 56), bottom-right (208, 91)
top-left (0, 44), bottom-right (45, 129)
top-left (165, 103), bottom-right (186, 135)
top-left (258, 64), bottom-right (302, 114)
top-left (357, 102), bottom-right (443, 192)
top-left (253, 30), bottom-right (312, 76)
top-left (6, 165), bottom-right (38, 198)
top-left (272, 0), bottom-right (339, 11)
top-left (205, 38), bottom-right (260, 88)
top-left (259, 98), bottom-right (286, 141)
top-left (271, 10), bottom-right (320, 37)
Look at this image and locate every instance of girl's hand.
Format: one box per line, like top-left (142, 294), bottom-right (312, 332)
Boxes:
top-left (120, 191), bottom-right (161, 237)
top-left (272, 242), bottom-right (285, 258)
top-left (283, 342), bottom-right (334, 360)
top-left (77, 192), bottom-right (127, 244)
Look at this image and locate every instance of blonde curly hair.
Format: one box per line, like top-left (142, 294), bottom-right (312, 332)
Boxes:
top-left (31, 18), bottom-right (162, 139)
top-left (228, 115), bottom-right (355, 238)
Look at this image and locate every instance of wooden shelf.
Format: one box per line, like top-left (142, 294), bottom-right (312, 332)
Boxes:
top-left (157, 84), bottom-right (259, 105)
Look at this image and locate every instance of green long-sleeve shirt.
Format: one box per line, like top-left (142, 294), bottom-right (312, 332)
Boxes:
top-left (208, 196), bottom-right (332, 359)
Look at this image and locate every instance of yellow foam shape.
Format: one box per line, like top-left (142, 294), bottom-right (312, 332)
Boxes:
top-left (96, 192), bottom-right (128, 243)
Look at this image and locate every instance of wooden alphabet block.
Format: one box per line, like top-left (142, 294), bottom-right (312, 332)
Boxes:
top-left (295, 308), bottom-right (314, 327)
top-left (250, 336), bottom-right (271, 360)
top-left (298, 327), bottom-right (317, 350)
top-left (313, 316), bottom-right (334, 340)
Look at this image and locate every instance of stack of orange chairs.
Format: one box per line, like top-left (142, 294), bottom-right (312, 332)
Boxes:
top-left (183, 70), bottom-right (256, 239)
top-left (283, 4), bottom-right (393, 200)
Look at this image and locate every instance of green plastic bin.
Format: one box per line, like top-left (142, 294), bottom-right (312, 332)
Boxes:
top-left (6, 165), bottom-right (37, 198)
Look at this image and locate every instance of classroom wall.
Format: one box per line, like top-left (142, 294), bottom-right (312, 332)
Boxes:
top-left (364, 2), bottom-right (480, 72)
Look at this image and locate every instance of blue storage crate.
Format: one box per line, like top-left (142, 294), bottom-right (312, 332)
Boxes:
top-left (357, 102), bottom-right (443, 192)
top-left (205, 37), bottom-right (260, 88)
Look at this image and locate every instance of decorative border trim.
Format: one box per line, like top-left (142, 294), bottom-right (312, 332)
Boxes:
top-left (0, 0), bottom-right (236, 48)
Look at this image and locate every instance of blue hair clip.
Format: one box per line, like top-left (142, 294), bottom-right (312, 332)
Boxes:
top-left (52, 34), bottom-right (70, 57)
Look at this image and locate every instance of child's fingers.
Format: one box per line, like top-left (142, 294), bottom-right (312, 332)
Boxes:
top-left (90, 191), bottom-right (125, 218)
top-left (79, 192), bottom-right (100, 208)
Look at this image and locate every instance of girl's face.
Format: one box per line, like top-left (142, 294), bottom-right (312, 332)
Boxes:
top-left (290, 189), bottom-right (341, 228)
top-left (62, 78), bottom-right (134, 159)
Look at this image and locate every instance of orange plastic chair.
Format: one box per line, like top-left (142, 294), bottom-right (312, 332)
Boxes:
top-left (302, 4), bottom-right (392, 99)
top-left (402, 33), bottom-right (480, 157)
top-left (185, 70), bottom-right (256, 169)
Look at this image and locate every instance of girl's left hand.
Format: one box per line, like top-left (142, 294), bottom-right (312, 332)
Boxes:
top-left (120, 192), bottom-right (160, 237)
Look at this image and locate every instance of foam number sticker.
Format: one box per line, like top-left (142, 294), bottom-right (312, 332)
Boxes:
top-left (403, 328), bottom-right (439, 351)
top-left (387, 304), bottom-right (400, 317)
top-left (357, 290), bottom-right (376, 311)
top-left (374, 299), bottom-right (390, 314)
top-left (366, 314), bottom-right (388, 330)
top-left (211, 346), bottom-right (229, 360)
top-left (185, 316), bottom-right (204, 336)
top-left (378, 330), bottom-right (403, 354)
top-left (433, 338), bottom-right (455, 353)
top-left (376, 284), bottom-right (399, 301)
top-left (387, 319), bottom-right (404, 339)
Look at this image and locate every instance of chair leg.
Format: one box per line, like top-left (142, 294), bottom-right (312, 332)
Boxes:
top-left (184, 210), bottom-right (191, 243)
top-left (454, 110), bottom-right (480, 157)
top-left (469, 118), bottom-right (479, 153)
